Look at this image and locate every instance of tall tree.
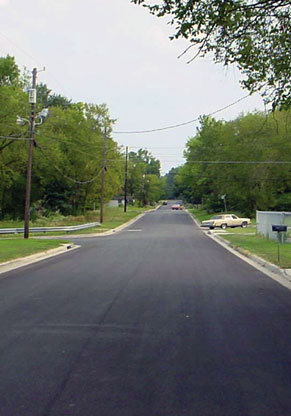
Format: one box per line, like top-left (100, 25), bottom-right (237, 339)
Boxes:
top-left (132, 0), bottom-right (291, 109)
top-left (180, 110), bottom-right (291, 216)
top-left (128, 149), bottom-right (164, 205)
top-left (0, 56), bottom-right (29, 218)
top-left (0, 55), bottom-right (20, 86)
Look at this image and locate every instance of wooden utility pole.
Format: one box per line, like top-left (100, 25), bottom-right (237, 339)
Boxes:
top-left (124, 146), bottom-right (128, 213)
top-left (24, 68), bottom-right (37, 239)
top-left (100, 128), bottom-right (107, 223)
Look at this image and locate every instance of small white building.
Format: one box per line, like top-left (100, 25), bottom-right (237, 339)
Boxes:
top-left (256, 211), bottom-right (291, 241)
top-left (107, 196), bottom-right (135, 208)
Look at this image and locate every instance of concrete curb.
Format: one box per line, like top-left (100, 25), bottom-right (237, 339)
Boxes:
top-left (0, 206), bottom-right (160, 275)
top-left (65, 206), bottom-right (160, 238)
top-left (186, 210), bottom-right (291, 290)
top-left (0, 244), bottom-right (79, 276)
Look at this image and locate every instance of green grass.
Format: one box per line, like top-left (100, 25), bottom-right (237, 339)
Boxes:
top-left (221, 234), bottom-right (291, 268)
top-left (0, 206), bottom-right (152, 263)
top-left (189, 205), bottom-right (291, 268)
top-left (0, 239), bottom-right (69, 263)
top-left (222, 225), bottom-right (256, 234)
top-left (0, 206), bottom-right (151, 238)
top-left (187, 207), bottom-right (213, 223)
top-left (95, 206), bottom-right (151, 233)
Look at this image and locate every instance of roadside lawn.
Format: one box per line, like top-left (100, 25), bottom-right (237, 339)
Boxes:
top-left (0, 206), bottom-right (151, 238)
top-left (0, 206), bottom-right (152, 263)
top-left (222, 234), bottom-right (291, 269)
top-left (189, 206), bottom-right (291, 268)
top-left (0, 240), bottom-right (69, 263)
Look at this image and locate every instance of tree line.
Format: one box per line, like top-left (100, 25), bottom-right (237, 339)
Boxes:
top-left (166, 110), bottom-right (291, 216)
top-left (0, 55), bottom-right (165, 220)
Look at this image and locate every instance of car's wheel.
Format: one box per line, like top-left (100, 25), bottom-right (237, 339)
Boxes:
top-left (241, 222), bottom-right (248, 228)
top-left (221, 223), bottom-right (227, 230)
top-left (209, 226), bottom-right (215, 230)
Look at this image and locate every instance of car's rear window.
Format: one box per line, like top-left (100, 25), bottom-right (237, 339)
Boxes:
top-left (212, 216), bottom-right (222, 219)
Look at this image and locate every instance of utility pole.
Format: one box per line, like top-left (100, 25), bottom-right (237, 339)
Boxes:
top-left (124, 146), bottom-right (128, 213)
top-left (24, 68), bottom-right (37, 239)
top-left (100, 128), bottom-right (107, 223)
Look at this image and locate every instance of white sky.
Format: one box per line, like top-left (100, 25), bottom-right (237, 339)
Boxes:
top-left (0, 0), bottom-right (266, 174)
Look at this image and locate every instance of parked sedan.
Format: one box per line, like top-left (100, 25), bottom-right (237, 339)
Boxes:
top-left (201, 214), bottom-right (251, 229)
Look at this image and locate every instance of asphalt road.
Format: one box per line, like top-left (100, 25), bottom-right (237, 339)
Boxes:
top-left (1, 205), bottom-right (291, 416)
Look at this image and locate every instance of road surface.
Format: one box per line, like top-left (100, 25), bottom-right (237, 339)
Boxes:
top-left (1, 205), bottom-right (291, 415)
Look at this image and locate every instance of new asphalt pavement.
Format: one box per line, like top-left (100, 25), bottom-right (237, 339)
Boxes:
top-left (1, 205), bottom-right (291, 415)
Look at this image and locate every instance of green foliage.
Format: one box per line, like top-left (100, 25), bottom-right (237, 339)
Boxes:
top-left (132, 0), bottom-right (291, 109)
top-left (37, 83), bottom-right (72, 109)
top-left (0, 239), bottom-right (69, 263)
top-left (223, 234), bottom-right (291, 268)
top-left (0, 55), bottom-right (129, 219)
top-left (34, 103), bottom-right (123, 215)
top-left (163, 167), bottom-right (181, 199)
top-left (128, 149), bottom-right (164, 205)
top-left (174, 110), bottom-right (291, 216)
top-left (0, 55), bottom-right (20, 86)
top-left (0, 59), bottom-right (30, 218)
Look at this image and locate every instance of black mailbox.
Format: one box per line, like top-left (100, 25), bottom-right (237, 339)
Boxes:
top-left (272, 225), bottom-right (287, 232)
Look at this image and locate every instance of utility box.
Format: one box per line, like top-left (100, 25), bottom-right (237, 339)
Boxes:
top-left (28, 89), bottom-right (37, 104)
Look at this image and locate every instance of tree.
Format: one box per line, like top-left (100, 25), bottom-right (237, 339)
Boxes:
top-left (179, 110), bottom-right (291, 216)
top-left (0, 55), bottom-right (20, 86)
top-left (0, 57), bottom-right (30, 218)
top-left (0, 55), bottom-right (125, 219)
top-left (37, 83), bottom-right (72, 109)
top-left (132, 0), bottom-right (291, 109)
top-left (128, 149), bottom-right (164, 205)
top-left (34, 103), bottom-right (122, 215)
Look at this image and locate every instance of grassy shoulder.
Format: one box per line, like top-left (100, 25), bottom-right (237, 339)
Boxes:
top-left (85, 205), bottom-right (152, 234)
top-left (189, 206), bottom-right (291, 268)
top-left (0, 205), bottom-right (152, 263)
top-left (0, 239), bottom-right (69, 263)
top-left (0, 205), bottom-right (151, 238)
top-left (222, 234), bottom-right (291, 269)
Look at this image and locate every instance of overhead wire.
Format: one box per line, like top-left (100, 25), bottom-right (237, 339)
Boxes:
top-left (37, 133), bottom-right (120, 158)
top-left (0, 30), bottom-right (73, 100)
top-left (184, 160), bottom-right (291, 164)
top-left (0, 135), bottom-right (30, 141)
top-left (36, 144), bottom-right (105, 185)
top-left (113, 94), bottom-right (251, 134)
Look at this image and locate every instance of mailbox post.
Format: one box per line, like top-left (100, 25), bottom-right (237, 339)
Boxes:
top-left (272, 225), bottom-right (287, 263)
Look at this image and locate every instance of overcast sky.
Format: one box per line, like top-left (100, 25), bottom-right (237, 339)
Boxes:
top-left (0, 0), bottom-right (266, 174)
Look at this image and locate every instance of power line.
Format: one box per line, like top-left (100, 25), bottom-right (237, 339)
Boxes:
top-left (0, 31), bottom-right (43, 68)
top-left (185, 160), bottom-right (291, 164)
top-left (169, 175), bottom-right (291, 183)
top-left (0, 135), bottom-right (30, 141)
top-left (113, 94), bottom-right (250, 134)
top-left (37, 145), bottom-right (104, 185)
top-left (128, 146), bottom-right (185, 149)
top-left (36, 131), bottom-right (119, 151)
top-left (0, 31), bottom-right (73, 100)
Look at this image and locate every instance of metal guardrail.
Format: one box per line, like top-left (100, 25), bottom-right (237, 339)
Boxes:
top-left (0, 222), bottom-right (101, 235)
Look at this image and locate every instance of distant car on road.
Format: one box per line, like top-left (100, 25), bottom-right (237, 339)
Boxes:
top-left (201, 214), bottom-right (250, 229)
top-left (171, 204), bottom-right (183, 210)
top-left (162, 201), bottom-right (168, 205)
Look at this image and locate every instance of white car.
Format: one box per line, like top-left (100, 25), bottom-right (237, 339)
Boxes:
top-left (201, 214), bottom-right (251, 229)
